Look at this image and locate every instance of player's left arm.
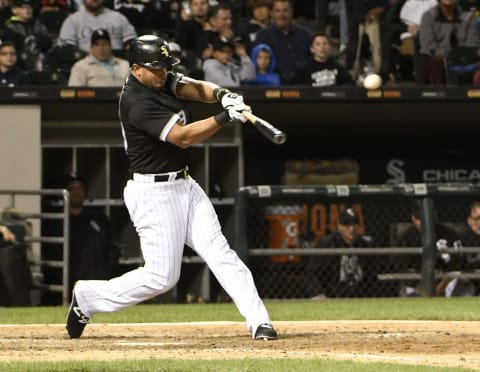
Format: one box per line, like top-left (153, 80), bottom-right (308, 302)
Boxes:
top-left (173, 74), bottom-right (252, 117)
top-left (174, 74), bottom-right (219, 103)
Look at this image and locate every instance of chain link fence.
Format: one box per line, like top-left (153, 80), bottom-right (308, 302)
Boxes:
top-left (234, 184), bottom-right (480, 299)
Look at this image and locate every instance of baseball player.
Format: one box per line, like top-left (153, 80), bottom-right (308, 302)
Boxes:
top-left (66, 35), bottom-right (277, 341)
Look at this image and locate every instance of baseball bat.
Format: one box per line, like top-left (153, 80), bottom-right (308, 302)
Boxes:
top-left (243, 111), bottom-right (287, 145)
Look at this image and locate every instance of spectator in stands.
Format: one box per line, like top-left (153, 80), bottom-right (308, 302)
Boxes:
top-left (305, 208), bottom-right (380, 299)
top-left (68, 28), bottom-right (129, 86)
top-left (393, 201), bottom-right (460, 296)
top-left (0, 223), bottom-right (16, 242)
top-left (0, 39), bottom-right (24, 85)
top-left (174, 0), bottom-right (210, 57)
top-left (400, 0), bottom-right (437, 39)
top-left (294, 32), bottom-right (354, 86)
top-left (398, 0), bottom-right (437, 83)
top-left (202, 36), bottom-right (255, 86)
top-left (349, 0), bottom-right (389, 75)
top-left (58, 0), bottom-right (137, 53)
top-left (68, 29), bottom-right (130, 87)
top-left (238, 0), bottom-right (272, 54)
top-left (1, 0), bottom-right (53, 71)
top-left (199, 3), bottom-right (235, 61)
top-left (378, 0), bottom-right (408, 83)
top-left (247, 42), bottom-right (280, 86)
top-left (419, 0), bottom-right (480, 84)
top-left (253, 0), bottom-right (312, 84)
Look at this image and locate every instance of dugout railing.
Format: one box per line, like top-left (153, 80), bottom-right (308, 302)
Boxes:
top-left (234, 184), bottom-right (480, 299)
top-left (0, 189), bottom-right (70, 305)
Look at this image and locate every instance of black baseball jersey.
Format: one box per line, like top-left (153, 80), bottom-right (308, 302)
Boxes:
top-left (119, 72), bottom-right (191, 174)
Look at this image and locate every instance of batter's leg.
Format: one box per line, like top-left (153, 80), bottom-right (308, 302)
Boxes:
top-left (185, 179), bottom-right (272, 336)
top-left (73, 180), bottom-right (189, 317)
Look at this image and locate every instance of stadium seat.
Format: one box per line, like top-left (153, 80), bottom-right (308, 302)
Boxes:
top-left (24, 70), bottom-right (67, 85)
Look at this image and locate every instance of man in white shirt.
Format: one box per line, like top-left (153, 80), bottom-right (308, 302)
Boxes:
top-left (68, 28), bottom-right (129, 87)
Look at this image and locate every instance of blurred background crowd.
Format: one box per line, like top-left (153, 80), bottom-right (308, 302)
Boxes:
top-left (1, 0), bottom-right (480, 88)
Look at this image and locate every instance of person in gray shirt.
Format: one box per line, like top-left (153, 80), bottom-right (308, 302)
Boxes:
top-left (59, 0), bottom-right (137, 53)
top-left (202, 37), bottom-right (255, 86)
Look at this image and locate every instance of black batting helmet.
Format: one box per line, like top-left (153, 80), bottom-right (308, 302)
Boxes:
top-left (127, 35), bottom-right (180, 69)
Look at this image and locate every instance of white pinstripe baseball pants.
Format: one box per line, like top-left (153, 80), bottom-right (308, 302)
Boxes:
top-left (74, 176), bottom-right (271, 334)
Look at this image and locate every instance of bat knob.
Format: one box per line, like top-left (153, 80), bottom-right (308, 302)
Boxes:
top-left (274, 133), bottom-right (287, 145)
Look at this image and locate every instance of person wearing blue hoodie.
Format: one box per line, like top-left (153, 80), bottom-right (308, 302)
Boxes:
top-left (248, 43), bottom-right (280, 86)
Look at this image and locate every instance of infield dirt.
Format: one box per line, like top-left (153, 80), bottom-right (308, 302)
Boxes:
top-left (0, 321), bottom-right (479, 369)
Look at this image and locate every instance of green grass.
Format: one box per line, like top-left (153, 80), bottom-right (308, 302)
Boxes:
top-left (1, 298), bottom-right (478, 371)
top-left (0, 359), bottom-right (476, 372)
top-left (0, 297), bottom-right (479, 324)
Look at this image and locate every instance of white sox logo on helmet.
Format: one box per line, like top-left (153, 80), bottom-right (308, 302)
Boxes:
top-left (161, 45), bottom-right (169, 58)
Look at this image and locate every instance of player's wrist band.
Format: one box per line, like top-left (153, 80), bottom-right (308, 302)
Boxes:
top-left (213, 87), bottom-right (231, 102)
top-left (214, 112), bottom-right (229, 126)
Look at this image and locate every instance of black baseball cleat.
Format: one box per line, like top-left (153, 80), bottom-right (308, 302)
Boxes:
top-left (66, 292), bottom-right (89, 338)
top-left (254, 323), bottom-right (278, 340)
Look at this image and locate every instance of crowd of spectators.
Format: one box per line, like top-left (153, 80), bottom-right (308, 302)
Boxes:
top-left (0, 0), bottom-right (479, 87)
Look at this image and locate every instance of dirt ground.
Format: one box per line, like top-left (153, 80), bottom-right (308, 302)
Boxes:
top-left (0, 321), bottom-right (479, 369)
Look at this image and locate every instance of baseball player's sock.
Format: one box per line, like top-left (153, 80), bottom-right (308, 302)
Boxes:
top-left (66, 292), bottom-right (90, 339)
top-left (254, 323), bottom-right (278, 340)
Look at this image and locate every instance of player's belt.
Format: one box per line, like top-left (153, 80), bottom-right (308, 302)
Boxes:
top-left (133, 167), bottom-right (189, 183)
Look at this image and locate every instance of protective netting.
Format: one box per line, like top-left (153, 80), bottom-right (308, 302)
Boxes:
top-left (236, 186), bottom-right (480, 299)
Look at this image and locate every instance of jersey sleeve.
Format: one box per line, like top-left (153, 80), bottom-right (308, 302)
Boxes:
top-left (164, 71), bottom-right (184, 97)
top-left (129, 100), bottom-right (180, 142)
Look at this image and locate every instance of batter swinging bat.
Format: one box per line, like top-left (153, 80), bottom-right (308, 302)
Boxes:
top-left (243, 111), bottom-right (287, 145)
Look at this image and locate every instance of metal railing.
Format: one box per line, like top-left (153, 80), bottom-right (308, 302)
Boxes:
top-left (0, 189), bottom-right (70, 305)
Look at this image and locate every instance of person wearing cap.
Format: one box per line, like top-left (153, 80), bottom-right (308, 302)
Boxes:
top-left (68, 28), bottom-right (129, 86)
top-left (0, 40), bottom-right (24, 85)
top-left (59, 0), bottom-right (137, 53)
top-left (202, 36), bottom-right (255, 86)
top-left (1, 0), bottom-right (53, 71)
top-left (305, 207), bottom-right (378, 299)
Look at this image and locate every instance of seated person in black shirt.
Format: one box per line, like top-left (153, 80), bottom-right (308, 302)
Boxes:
top-left (305, 208), bottom-right (378, 299)
top-left (394, 202), bottom-right (463, 297)
top-left (65, 172), bottom-right (119, 290)
top-left (294, 33), bottom-right (354, 87)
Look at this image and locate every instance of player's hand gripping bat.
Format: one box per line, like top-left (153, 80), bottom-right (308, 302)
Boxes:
top-left (243, 111), bottom-right (287, 145)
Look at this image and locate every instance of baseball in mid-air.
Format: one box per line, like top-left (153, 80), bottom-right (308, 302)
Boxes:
top-left (363, 73), bottom-right (382, 90)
